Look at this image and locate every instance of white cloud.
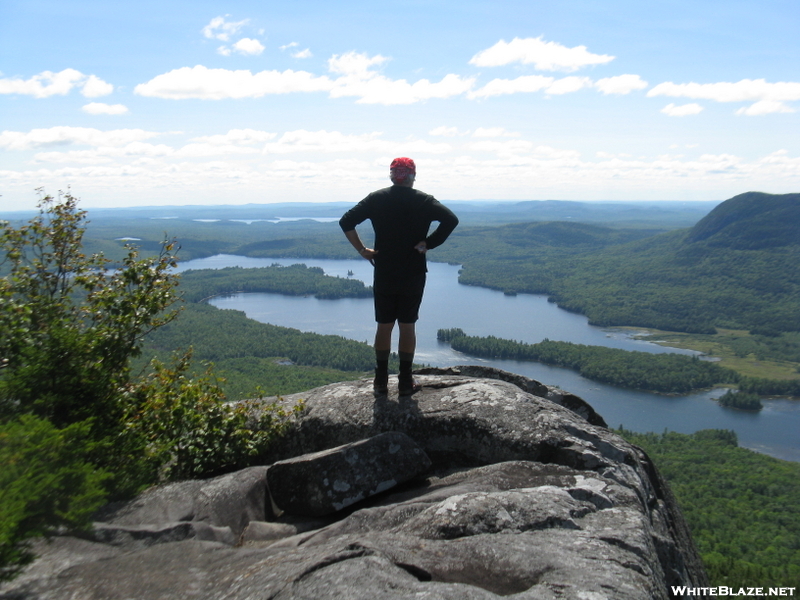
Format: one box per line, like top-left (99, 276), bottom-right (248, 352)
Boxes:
top-left (233, 38), bottom-right (265, 56)
top-left (81, 74), bottom-right (114, 97)
top-left (217, 46), bottom-right (232, 57)
top-left (292, 48), bottom-right (313, 59)
top-left (5, 142), bottom-right (799, 208)
top-left (0, 69), bottom-right (112, 98)
top-left (469, 75), bottom-right (555, 99)
top-left (327, 51), bottom-right (389, 77)
top-left (329, 72), bottom-right (475, 105)
top-left (33, 142), bottom-right (175, 163)
top-left (736, 100), bottom-right (795, 116)
top-left (82, 102), bottom-right (129, 115)
top-left (545, 76), bottom-right (593, 95)
top-left (661, 103), bottom-right (704, 116)
top-left (178, 129), bottom-right (278, 157)
top-left (0, 126), bottom-right (160, 150)
top-left (648, 79), bottom-right (800, 104)
top-left (469, 37), bottom-right (614, 71)
top-left (472, 127), bottom-right (520, 138)
top-left (176, 143), bottom-right (262, 158)
top-left (134, 53), bottom-right (474, 105)
top-left (280, 42), bottom-right (299, 50)
top-left (202, 16), bottom-right (249, 42)
top-left (468, 74), bottom-right (594, 98)
top-left (190, 129), bottom-right (278, 145)
top-left (595, 74), bottom-right (648, 95)
top-left (261, 130), bottom-right (451, 154)
top-left (134, 65), bottom-right (334, 99)
top-left (328, 52), bottom-right (475, 105)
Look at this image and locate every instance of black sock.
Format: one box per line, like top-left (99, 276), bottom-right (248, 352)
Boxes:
top-left (399, 360), bottom-right (413, 377)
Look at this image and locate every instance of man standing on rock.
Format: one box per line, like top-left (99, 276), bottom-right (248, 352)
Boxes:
top-left (340, 157), bottom-right (459, 396)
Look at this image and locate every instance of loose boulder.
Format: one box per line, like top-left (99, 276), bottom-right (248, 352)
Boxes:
top-left (267, 431), bottom-right (432, 516)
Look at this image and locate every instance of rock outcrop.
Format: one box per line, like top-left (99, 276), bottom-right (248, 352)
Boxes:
top-left (0, 366), bottom-right (707, 600)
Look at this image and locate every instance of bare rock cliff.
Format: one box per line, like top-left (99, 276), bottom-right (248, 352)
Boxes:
top-left (0, 366), bottom-right (707, 600)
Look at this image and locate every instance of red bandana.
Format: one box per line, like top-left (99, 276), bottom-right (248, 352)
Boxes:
top-left (390, 157), bottom-right (416, 183)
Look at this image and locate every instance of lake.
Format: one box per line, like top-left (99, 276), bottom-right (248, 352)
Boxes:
top-left (176, 254), bottom-right (800, 462)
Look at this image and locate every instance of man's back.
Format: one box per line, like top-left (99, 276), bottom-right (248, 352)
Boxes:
top-left (339, 185), bottom-right (458, 285)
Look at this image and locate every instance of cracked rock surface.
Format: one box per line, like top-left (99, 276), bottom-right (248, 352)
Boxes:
top-left (0, 367), bottom-right (707, 600)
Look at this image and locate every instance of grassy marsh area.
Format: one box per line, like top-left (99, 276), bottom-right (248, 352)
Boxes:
top-left (632, 328), bottom-right (800, 382)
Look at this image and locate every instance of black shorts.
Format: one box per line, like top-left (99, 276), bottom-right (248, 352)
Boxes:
top-left (374, 274), bottom-right (426, 324)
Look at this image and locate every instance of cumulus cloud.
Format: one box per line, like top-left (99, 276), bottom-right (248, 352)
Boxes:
top-left (232, 38), bottom-right (265, 55)
top-left (0, 69), bottom-right (113, 98)
top-left (648, 78), bottom-right (800, 114)
top-left (327, 51), bottom-right (389, 77)
top-left (190, 129), bottom-right (278, 145)
top-left (0, 126), bottom-right (160, 150)
top-left (280, 43), bottom-right (312, 58)
top-left (82, 102), bottom-right (129, 115)
top-left (177, 128), bottom-right (278, 157)
top-left (33, 142), bottom-right (175, 163)
top-left (202, 16), bottom-right (249, 42)
top-left (661, 103), bottom-right (704, 116)
top-left (648, 78), bottom-right (800, 102)
top-left (6, 138), bottom-right (799, 207)
top-left (134, 65), bottom-right (333, 99)
top-left (469, 75), bottom-right (555, 99)
top-left (595, 74), bottom-right (648, 95)
top-left (261, 129), bottom-right (452, 154)
top-left (469, 74), bottom-right (594, 98)
top-left (81, 74), bottom-right (114, 97)
top-left (546, 76), bottom-right (593, 95)
top-left (469, 37), bottom-right (614, 71)
top-left (329, 72), bottom-right (475, 105)
top-left (135, 53), bottom-right (474, 105)
top-left (736, 100), bottom-right (795, 116)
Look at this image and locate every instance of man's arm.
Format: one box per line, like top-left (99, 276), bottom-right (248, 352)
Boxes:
top-left (424, 203), bottom-right (459, 250)
top-left (340, 198), bottom-right (377, 264)
top-left (343, 229), bottom-right (377, 264)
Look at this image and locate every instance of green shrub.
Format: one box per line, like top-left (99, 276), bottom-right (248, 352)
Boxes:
top-left (0, 192), bottom-right (182, 437)
top-left (0, 415), bottom-right (108, 582)
top-left (1, 192), bottom-right (301, 579)
top-left (120, 350), bottom-right (303, 486)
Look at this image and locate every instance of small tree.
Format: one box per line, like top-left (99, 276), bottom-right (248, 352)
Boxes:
top-left (0, 191), bottom-right (181, 437)
top-left (1, 191), bottom-right (301, 580)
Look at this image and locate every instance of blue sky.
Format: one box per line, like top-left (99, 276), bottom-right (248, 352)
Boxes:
top-left (1, 0), bottom-right (798, 209)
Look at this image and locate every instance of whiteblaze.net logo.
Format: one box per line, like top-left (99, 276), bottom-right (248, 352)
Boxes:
top-left (671, 587), bottom-right (796, 597)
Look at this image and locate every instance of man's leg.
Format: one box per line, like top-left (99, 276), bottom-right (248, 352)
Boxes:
top-left (375, 322), bottom-right (395, 353)
top-left (398, 322), bottom-right (420, 395)
top-left (398, 322), bottom-right (416, 358)
top-left (373, 322), bottom-right (394, 393)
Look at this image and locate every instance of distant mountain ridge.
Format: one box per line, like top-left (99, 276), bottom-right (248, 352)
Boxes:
top-left (439, 191), bottom-right (800, 336)
top-left (686, 192), bottom-right (800, 249)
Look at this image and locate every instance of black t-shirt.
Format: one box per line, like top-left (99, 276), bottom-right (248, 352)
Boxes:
top-left (339, 185), bottom-right (458, 290)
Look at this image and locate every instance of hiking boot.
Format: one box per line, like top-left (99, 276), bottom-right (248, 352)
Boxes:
top-left (398, 373), bottom-right (421, 396)
top-left (373, 369), bottom-right (389, 394)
